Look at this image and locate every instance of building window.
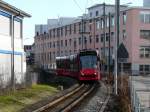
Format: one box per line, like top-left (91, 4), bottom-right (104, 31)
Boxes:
top-left (69, 50), bottom-right (72, 55)
top-left (49, 52), bottom-right (51, 61)
top-left (111, 32), bottom-right (114, 41)
top-left (106, 33), bottom-right (109, 42)
top-left (140, 12), bottom-right (150, 24)
top-left (61, 27), bottom-right (63, 36)
top-left (61, 40), bottom-right (63, 47)
top-left (49, 42), bottom-right (51, 48)
top-left (101, 19), bottom-right (104, 29)
top-left (79, 37), bottom-right (81, 45)
top-left (101, 34), bottom-right (104, 42)
top-left (69, 25), bottom-right (72, 34)
top-left (139, 46), bottom-right (150, 58)
top-left (96, 20), bottom-right (100, 29)
top-left (89, 25), bottom-right (92, 31)
top-left (0, 12), bottom-right (11, 36)
top-left (90, 12), bottom-right (92, 17)
top-left (140, 30), bottom-right (150, 39)
top-left (49, 30), bottom-right (52, 38)
top-left (69, 39), bottom-right (72, 46)
top-left (57, 28), bottom-right (60, 37)
top-left (84, 22), bottom-right (86, 32)
top-left (140, 14), bottom-right (144, 22)
top-left (123, 12), bottom-right (127, 25)
top-left (65, 40), bottom-right (67, 46)
top-left (57, 41), bottom-right (59, 47)
top-left (53, 52), bottom-right (55, 59)
top-left (89, 19), bottom-right (92, 23)
top-left (36, 32), bottom-right (39, 36)
top-left (84, 37), bottom-right (87, 44)
top-left (139, 65), bottom-right (150, 74)
top-left (106, 17), bottom-right (109, 27)
top-left (74, 24), bottom-right (76, 34)
top-left (65, 26), bottom-right (67, 35)
top-left (123, 30), bottom-right (126, 39)
top-left (57, 51), bottom-right (59, 56)
top-left (96, 11), bottom-right (99, 16)
top-left (53, 42), bottom-right (55, 48)
top-left (89, 36), bottom-right (92, 44)
top-left (111, 16), bottom-right (115, 27)
top-left (74, 40), bottom-right (77, 48)
top-left (14, 20), bottom-right (21, 38)
top-left (53, 29), bottom-right (55, 38)
top-left (96, 35), bottom-right (99, 43)
top-left (79, 22), bottom-right (81, 33)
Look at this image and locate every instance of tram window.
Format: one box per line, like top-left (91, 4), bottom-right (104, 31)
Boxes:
top-left (70, 57), bottom-right (74, 70)
top-left (60, 59), bottom-right (64, 69)
top-left (74, 58), bottom-right (78, 71)
top-left (97, 56), bottom-right (100, 61)
top-left (65, 59), bottom-right (70, 69)
top-left (56, 59), bottom-right (61, 68)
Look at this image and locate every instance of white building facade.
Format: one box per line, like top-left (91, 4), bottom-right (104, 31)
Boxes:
top-left (0, 1), bottom-right (30, 89)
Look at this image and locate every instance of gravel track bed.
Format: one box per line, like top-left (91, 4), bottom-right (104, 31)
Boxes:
top-left (73, 81), bottom-right (108, 112)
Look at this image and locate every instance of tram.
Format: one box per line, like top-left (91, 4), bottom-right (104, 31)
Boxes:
top-left (56, 49), bottom-right (101, 81)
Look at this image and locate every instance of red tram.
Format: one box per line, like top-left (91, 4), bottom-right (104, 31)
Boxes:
top-left (56, 49), bottom-right (101, 81)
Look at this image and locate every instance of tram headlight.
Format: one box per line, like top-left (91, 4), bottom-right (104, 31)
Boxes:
top-left (81, 72), bottom-right (84, 76)
top-left (94, 72), bottom-right (97, 75)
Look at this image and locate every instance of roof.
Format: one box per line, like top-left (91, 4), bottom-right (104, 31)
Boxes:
top-left (87, 3), bottom-right (127, 9)
top-left (118, 43), bottom-right (129, 59)
top-left (0, 0), bottom-right (31, 18)
top-left (120, 6), bottom-right (150, 12)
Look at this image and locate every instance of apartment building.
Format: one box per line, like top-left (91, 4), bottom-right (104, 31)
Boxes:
top-left (34, 4), bottom-right (150, 75)
top-left (0, 1), bottom-right (31, 89)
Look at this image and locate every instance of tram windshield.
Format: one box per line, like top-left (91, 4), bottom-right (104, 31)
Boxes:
top-left (80, 55), bottom-right (97, 69)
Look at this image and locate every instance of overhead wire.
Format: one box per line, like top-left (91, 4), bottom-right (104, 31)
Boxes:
top-left (73, 0), bottom-right (84, 13)
top-left (84, 0), bottom-right (88, 14)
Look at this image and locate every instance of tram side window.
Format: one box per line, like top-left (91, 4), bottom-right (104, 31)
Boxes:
top-left (70, 57), bottom-right (74, 71)
top-left (56, 59), bottom-right (61, 68)
top-left (61, 59), bottom-right (66, 69)
top-left (65, 59), bottom-right (70, 69)
top-left (74, 58), bottom-right (78, 71)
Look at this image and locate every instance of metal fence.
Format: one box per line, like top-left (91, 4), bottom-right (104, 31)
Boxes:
top-left (129, 76), bottom-right (150, 112)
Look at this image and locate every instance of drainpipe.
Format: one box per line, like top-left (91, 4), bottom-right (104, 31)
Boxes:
top-left (11, 13), bottom-right (20, 91)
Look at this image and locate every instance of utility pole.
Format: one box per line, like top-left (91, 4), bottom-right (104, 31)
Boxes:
top-left (108, 12), bottom-right (111, 79)
top-left (103, 2), bottom-right (106, 75)
top-left (115, 0), bottom-right (120, 95)
top-left (42, 34), bottom-right (44, 69)
top-left (93, 18), bottom-right (96, 49)
top-left (81, 18), bottom-right (84, 50)
top-left (11, 15), bottom-right (15, 91)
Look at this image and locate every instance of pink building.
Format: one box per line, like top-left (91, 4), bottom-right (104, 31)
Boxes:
top-left (34, 4), bottom-right (150, 75)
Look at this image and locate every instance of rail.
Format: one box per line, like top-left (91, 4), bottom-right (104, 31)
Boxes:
top-left (98, 84), bottom-right (111, 112)
top-left (32, 83), bottom-right (96, 112)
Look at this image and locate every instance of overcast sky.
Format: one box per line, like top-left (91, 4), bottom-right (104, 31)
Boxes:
top-left (4, 0), bottom-right (143, 45)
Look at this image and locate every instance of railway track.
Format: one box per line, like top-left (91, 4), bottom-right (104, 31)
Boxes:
top-left (98, 84), bottom-right (111, 112)
top-left (32, 83), bottom-right (97, 112)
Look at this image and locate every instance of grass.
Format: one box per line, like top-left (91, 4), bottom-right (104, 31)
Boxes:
top-left (0, 84), bottom-right (58, 112)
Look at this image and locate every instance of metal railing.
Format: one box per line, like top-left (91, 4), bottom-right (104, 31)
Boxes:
top-left (130, 76), bottom-right (150, 112)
